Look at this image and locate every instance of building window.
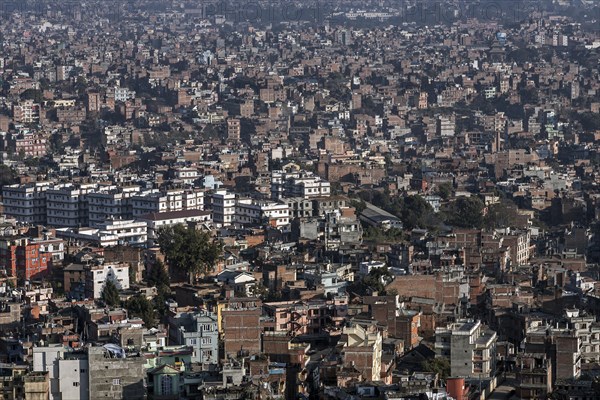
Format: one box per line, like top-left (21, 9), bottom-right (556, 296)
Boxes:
top-left (113, 379), bottom-right (120, 385)
top-left (73, 382), bottom-right (79, 387)
top-left (161, 375), bottom-right (173, 395)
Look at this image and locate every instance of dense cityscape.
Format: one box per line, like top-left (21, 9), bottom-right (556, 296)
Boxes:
top-left (0, 0), bottom-right (600, 399)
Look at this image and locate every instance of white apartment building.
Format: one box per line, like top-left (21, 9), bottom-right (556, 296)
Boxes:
top-left (33, 346), bottom-right (90, 400)
top-left (113, 86), bottom-right (135, 102)
top-left (46, 183), bottom-right (97, 228)
top-left (2, 182), bottom-right (52, 224)
top-left (86, 263), bottom-right (130, 299)
top-left (88, 186), bottom-right (140, 227)
top-left (234, 199), bottom-right (290, 229)
top-left (271, 170), bottom-right (331, 200)
top-left (96, 219), bottom-right (147, 247)
top-left (56, 219), bottom-right (147, 248)
top-left (211, 190), bottom-right (236, 227)
top-left (31, 236), bottom-right (66, 264)
top-left (131, 189), bottom-right (204, 217)
top-left (171, 167), bottom-right (199, 185)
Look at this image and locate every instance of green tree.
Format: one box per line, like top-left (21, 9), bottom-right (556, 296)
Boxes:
top-left (0, 165), bottom-right (16, 187)
top-left (443, 196), bottom-right (485, 229)
top-left (146, 260), bottom-right (170, 295)
top-left (484, 199), bottom-right (520, 229)
top-left (401, 195), bottom-right (434, 230)
top-left (125, 294), bottom-right (156, 328)
top-left (421, 357), bottom-right (451, 380)
top-left (435, 182), bottom-right (453, 201)
top-left (157, 225), bottom-right (221, 284)
top-left (101, 279), bottom-right (121, 307)
top-left (364, 266), bottom-right (394, 294)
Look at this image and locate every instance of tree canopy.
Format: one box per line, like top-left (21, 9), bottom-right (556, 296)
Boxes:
top-left (421, 357), bottom-right (451, 380)
top-left (442, 196), bottom-right (485, 229)
top-left (146, 260), bottom-right (170, 295)
top-left (157, 225), bottom-right (221, 283)
top-left (125, 294), bottom-right (156, 328)
top-left (101, 279), bottom-right (120, 307)
top-left (0, 165), bottom-right (16, 187)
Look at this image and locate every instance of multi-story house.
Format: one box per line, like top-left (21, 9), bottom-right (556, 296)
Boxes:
top-left (341, 324), bottom-right (383, 383)
top-left (141, 210), bottom-right (212, 246)
top-left (13, 132), bottom-right (47, 158)
top-left (220, 297), bottom-right (263, 358)
top-left (0, 237), bottom-right (53, 281)
top-left (435, 319), bottom-right (497, 378)
top-left (168, 309), bottom-right (219, 368)
top-left (94, 219), bottom-right (148, 247)
top-left (12, 100), bottom-right (40, 124)
top-left (85, 262), bottom-right (130, 299)
top-left (234, 199), bottom-right (290, 230)
top-left (271, 170), bottom-right (331, 200)
top-left (211, 190), bottom-right (236, 227)
top-left (285, 197), bottom-right (313, 218)
top-left (263, 297), bottom-right (348, 337)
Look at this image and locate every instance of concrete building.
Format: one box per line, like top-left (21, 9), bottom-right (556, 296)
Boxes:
top-left (285, 197), bottom-right (313, 218)
top-left (131, 189), bottom-right (205, 217)
top-left (234, 199), bottom-right (290, 230)
top-left (220, 297), bottom-right (262, 358)
top-left (168, 309), bottom-right (219, 368)
top-left (227, 118), bottom-right (241, 142)
top-left (2, 182), bottom-right (51, 225)
top-left (33, 346), bottom-right (89, 400)
top-left (12, 100), bottom-right (40, 124)
top-left (85, 262), bottom-right (130, 299)
top-left (87, 186), bottom-right (140, 227)
top-left (56, 219), bottom-right (147, 248)
top-left (341, 324), bottom-right (383, 382)
top-left (0, 237), bottom-right (53, 281)
top-left (87, 346), bottom-right (146, 400)
top-left (270, 170), bottom-right (331, 200)
top-left (211, 190), bottom-right (236, 227)
top-left (435, 319), bottom-right (497, 378)
top-left (46, 183), bottom-right (97, 228)
top-left (94, 219), bottom-right (147, 247)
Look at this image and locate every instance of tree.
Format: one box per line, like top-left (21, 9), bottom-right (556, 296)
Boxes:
top-left (146, 260), bottom-right (170, 295)
top-left (157, 225), bottom-right (222, 284)
top-left (364, 266), bottom-right (394, 294)
top-left (484, 199), bottom-right (520, 229)
top-left (443, 196), bottom-right (485, 229)
top-left (0, 165), bottom-right (16, 187)
top-left (421, 357), bottom-right (451, 380)
top-left (435, 182), bottom-right (453, 201)
top-left (125, 294), bottom-right (156, 328)
top-left (101, 279), bottom-right (120, 307)
top-left (401, 195), bottom-right (434, 230)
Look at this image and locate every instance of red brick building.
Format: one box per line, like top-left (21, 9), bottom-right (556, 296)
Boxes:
top-left (0, 238), bottom-right (52, 281)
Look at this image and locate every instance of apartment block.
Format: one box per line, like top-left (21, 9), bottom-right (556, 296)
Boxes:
top-left (234, 199), bottom-right (290, 229)
top-left (435, 319), bottom-right (497, 378)
top-left (211, 190), bottom-right (236, 227)
top-left (46, 183), bottom-right (97, 228)
top-left (88, 186), bottom-right (140, 227)
top-left (2, 182), bottom-right (52, 224)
